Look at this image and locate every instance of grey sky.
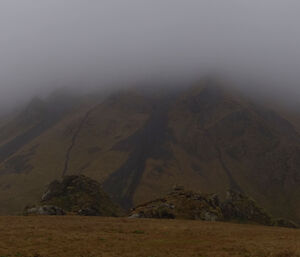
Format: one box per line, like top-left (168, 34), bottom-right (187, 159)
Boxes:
top-left (1, 0), bottom-right (300, 107)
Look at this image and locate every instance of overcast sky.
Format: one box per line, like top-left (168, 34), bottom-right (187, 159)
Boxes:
top-left (1, 0), bottom-right (300, 108)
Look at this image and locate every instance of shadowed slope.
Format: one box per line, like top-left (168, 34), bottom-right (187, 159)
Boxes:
top-left (103, 98), bottom-right (172, 208)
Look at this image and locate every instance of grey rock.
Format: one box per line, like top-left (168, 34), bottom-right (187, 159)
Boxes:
top-left (128, 213), bottom-right (141, 219)
top-left (203, 211), bottom-right (218, 221)
top-left (25, 205), bottom-right (65, 215)
top-left (77, 208), bottom-right (99, 216)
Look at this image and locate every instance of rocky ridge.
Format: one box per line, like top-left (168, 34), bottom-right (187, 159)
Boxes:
top-left (130, 187), bottom-right (298, 228)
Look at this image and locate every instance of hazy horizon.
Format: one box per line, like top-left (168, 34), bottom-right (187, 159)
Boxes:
top-left (1, 1), bottom-right (300, 109)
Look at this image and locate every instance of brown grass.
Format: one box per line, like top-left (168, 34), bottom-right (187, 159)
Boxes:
top-left (0, 217), bottom-right (299, 257)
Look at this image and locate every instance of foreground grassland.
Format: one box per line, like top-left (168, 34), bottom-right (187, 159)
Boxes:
top-left (0, 217), bottom-right (299, 257)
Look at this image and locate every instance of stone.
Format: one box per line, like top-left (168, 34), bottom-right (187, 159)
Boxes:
top-left (25, 205), bottom-right (65, 215)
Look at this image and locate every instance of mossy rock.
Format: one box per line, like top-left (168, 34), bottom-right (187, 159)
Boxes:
top-left (130, 187), bottom-right (224, 221)
top-left (40, 175), bottom-right (124, 216)
top-left (221, 190), bottom-right (273, 226)
top-left (130, 188), bottom-right (299, 228)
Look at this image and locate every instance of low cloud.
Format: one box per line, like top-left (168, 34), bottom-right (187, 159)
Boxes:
top-left (0, 0), bottom-right (300, 108)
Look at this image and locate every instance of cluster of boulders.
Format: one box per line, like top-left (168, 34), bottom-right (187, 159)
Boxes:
top-left (129, 187), bottom-right (298, 228)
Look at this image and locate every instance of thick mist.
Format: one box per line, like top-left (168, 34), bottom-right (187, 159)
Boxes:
top-left (0, 0), bottom-right (300, 110)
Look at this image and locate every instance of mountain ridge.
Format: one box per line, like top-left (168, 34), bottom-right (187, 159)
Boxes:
top-left (0, 80), bottom-right (300, 223)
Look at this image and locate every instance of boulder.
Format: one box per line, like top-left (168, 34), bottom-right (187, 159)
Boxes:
top-left (24, 205), bottom-right (65, 216)
top-left (273, 218), bottom-right (299, 229)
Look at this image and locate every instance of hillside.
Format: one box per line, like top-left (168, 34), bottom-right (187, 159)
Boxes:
top-left (0, 216), bottom-right (299, 257)
top-left (0, 79), bottom-right (300, 224)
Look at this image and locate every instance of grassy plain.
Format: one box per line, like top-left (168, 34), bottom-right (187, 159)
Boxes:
top-left (0, 216), bottom-right (299, 257)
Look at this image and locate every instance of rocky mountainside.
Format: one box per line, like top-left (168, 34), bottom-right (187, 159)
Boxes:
top-left (25, 175), bottom-right (123, 216)
top-left (0, 79), bottom-right (300, 224)
top-left (129, 187), bottom-right (298, 228)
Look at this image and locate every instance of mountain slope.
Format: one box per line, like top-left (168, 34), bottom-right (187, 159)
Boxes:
top-left (0, 80), bottom-right (300, 223)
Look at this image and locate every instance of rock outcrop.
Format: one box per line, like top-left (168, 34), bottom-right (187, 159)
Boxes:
top-left (130, 187), bottom-right (223, 221)
top-left (221, 190), bottom-right (273, 226)
top-left (25, 175), bottom-right (123, 216)
top-left (130, 187), bottom-right (299, 228)
top-left (24, 205), bottom-right (65, 216)
top-left (273, 218), bottom-right (299, 229)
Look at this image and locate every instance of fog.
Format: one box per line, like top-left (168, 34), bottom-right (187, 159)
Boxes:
top-left (1, 0), bottom-right (300, 110)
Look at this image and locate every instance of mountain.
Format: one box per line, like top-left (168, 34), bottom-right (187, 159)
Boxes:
top-left (0, 79), bottom-right (300, 224)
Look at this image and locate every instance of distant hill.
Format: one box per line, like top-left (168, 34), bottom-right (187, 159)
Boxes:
top-left (0, 79), bottom-right (300, 224)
